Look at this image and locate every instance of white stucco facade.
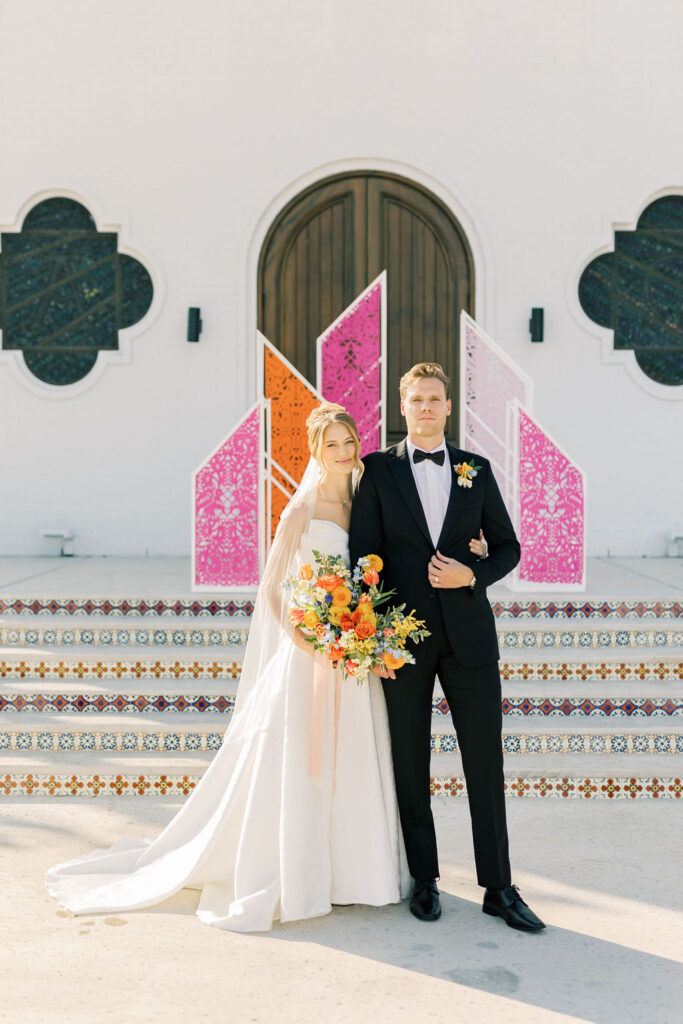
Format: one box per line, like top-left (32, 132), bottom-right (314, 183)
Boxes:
top-left (0, 0), bottom-right (681, 558)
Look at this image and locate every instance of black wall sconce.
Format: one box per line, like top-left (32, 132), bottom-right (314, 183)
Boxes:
top-left (187, 307), bottom-right (203, 342)
top-left (529, 307), bottom-right (544, 343)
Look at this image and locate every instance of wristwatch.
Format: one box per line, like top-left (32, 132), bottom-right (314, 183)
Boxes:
top-left (468, 574), bottom-right (477, 591)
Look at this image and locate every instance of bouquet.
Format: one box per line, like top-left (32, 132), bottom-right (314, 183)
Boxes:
top-left (283, 549), bottom-right (430, 684)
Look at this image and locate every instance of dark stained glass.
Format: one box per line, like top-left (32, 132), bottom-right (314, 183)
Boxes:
top-left (0, 197), bottom-right (153, 386)
top-left (579, 195), bottom-right (683, 386)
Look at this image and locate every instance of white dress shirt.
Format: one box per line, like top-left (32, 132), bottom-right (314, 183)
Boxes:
top-left (406, 438), bottom-right (452, 548)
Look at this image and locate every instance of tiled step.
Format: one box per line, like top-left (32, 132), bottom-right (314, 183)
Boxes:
top-left (2, 712), bottom-right (681, 756)
top-left (1, 655), bottom-right (680, 683)
top-left (1, 596), bottom-right (680, 620)
top-left (1, 753), bottom-right (680, 800)
top-left (1, 622), bottom-right (680, 650)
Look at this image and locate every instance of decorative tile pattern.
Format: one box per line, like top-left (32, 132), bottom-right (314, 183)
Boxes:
top-left (435, 696), bottom-right (683, 717)
top-left (0, 771), bottom-right (680, 799)
top-left (0, 693), bottom-right (236, 714)
top-left (2, 729), bottom-right (680, 755)
top-left (490, 600), bottom-right (682, 621)
top-left (1, 658), bottom-right (680, 684)
top-left (497, 629), bottom-right (682, 650)
top-left (431, 732), bottom-right (683, 755)
top-left (0, 627), bottom-right (249, 648)
top-left (0, 598), bottom-right (256, 618)
top-left (0, 660), bottom-right (242, 681)
top-left (0, 730), bottom-right (225, 752)
top-left (431, 777), bottom-right (683, 799)
top-left (0, 597), bottom-right (679, 620)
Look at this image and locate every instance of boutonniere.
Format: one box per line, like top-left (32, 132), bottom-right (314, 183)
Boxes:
top-left (454, 460), bottom-right (482, 488)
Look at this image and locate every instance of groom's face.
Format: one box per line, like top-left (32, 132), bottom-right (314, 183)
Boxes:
top-left (400, 378), bottom-right (451, 443)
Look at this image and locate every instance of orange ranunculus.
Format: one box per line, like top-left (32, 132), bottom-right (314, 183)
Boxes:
top-left (331, 585), bottom-right (352, 606)
top-left (289, 608), bottom-right (305, 625)
top-left (340, 613), bottom-right (355, 632)
top-left (345, 660), bottom-right (359, 676)
top-left (383, 652), bottom-right (405, 670)
top-left (354, 620), bottom-right (376, 640)
top-left (366, 554), bottom-right (383, 573)
top-left (299, 563), bottom-right (313, 580)
top-left (316, 574), bottom-right (345, 592)
top-left (302, 610), bottom-right (320, 629)
top-left (362, 569), bottom-right (380, 586)
top-left (314, 623), bottom-right (326, 638)
top-left (326, 644), bottom-right (344, 660)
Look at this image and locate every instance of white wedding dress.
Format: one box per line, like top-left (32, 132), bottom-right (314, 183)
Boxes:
top-left (46, 519), bottom-right (410, 931)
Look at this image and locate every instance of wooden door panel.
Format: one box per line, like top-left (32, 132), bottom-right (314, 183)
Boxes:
top-left (258, 172), bottom-right (473, 445)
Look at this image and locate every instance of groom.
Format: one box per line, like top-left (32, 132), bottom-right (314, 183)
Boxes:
top-left (349, 362), bottom-right (544, 931)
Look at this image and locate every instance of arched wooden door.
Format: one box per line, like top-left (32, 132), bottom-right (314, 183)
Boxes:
top-left (258, 172), bottom-right (474, 444)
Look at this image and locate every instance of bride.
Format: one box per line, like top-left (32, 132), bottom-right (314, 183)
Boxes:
top-left (46, 402), bottom-right (412, 931)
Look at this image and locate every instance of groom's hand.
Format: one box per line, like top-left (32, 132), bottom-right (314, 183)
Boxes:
top-left (428, 551), bottom-right (475, 589)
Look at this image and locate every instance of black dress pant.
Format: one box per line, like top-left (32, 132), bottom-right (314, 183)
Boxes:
top-left (382, 606), bottom-right (511, 889)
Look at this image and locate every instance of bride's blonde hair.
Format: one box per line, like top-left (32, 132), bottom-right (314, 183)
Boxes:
top-left (306, 402), bottom-right (364, 485)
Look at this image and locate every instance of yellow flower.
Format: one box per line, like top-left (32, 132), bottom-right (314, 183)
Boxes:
top-left (331, 585), bottom-right (352, 606)
top-left (366, 554), bottom-right (383, 572)
top-left (303, 610), bottom-right (320, 629)
top-left (300, 564), bottom-right (313, 580)
top-left (359, 606), bottom-right (377, 627)
top-left (327, 605), bottom-right (346, 627)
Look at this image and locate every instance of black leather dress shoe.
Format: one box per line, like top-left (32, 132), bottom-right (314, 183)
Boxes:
top-left (483, 885), bottom-right (545, 931)
top-left (410, 879), bottom-right (441, 921)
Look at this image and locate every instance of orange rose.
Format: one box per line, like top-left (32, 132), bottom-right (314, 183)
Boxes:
top-left (316, 574), bottom-right (345, 592)
top-left (362, 570), bottom-right (380, 586)
top-left (299, 564), bottom-right (313, 580)
top-left (366, 554), bottom-right (383, 572)
top-left (289, 608), bottom-right (305, 625)
top-left (383, 652), bottom-right (405, 670)
top-left (331, 585), bottom-right (352, 606)
top-left (354, 620), bottom-right (376, 640)
top-left (340, 613), bottom-right (355, 632)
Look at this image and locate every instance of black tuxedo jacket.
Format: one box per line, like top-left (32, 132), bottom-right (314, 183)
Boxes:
top-left (349, 440), bottom-right (520, 668)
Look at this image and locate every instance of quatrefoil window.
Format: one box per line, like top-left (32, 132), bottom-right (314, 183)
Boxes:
top-left (0, 197), bottom-right (153, 386)
top-left (579, 195), bottom-right (683, 387)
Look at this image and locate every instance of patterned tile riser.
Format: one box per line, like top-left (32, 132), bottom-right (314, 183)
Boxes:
top-left (1, 626), bottom-right (681, 649)
top-left (0, 772), bottom-right (680, 799)
top-left (1, 661), bottom-right (681, 682)
top-left (1, 694), bottom-right (683, 716)
top-left (0, 598), bottom-right (680, 620)
top-left (2, 730), bottom-right (682, 755)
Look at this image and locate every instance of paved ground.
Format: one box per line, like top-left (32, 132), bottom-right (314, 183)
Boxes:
top-left (1, 798), bottom-right (682, 1024)
top-left (0, 555), bottom-right (681, 598)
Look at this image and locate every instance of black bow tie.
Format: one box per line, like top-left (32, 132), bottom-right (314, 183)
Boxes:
top-left (412, 448), bottom-right (445, 466)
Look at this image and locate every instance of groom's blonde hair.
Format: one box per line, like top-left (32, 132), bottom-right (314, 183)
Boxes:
top-left (399, 362), bottom-right (450, 400)
top-left (306, 402), bottom-right (364, 482)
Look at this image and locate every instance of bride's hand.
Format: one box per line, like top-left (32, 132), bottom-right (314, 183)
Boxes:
top-left (469, 530), bottom-right (487, 559)
top-left (371, 663), bottom-right (397, 681)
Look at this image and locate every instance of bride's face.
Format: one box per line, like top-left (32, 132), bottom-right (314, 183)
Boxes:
top-left (320, 423), bottom-right (357, 477)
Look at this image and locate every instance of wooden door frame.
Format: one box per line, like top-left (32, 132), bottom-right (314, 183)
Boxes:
top-left (245, 159), bottom-right (493, 401)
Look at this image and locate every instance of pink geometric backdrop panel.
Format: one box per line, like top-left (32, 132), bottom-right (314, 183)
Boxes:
top-left (517, 407), bottom-right (586, 587)
top-left (463, 317), bottom-right (532, 488)
top-left (193, 403), bottom-right (261, 589)
top-left (318, 275), bottom-right (384, 456)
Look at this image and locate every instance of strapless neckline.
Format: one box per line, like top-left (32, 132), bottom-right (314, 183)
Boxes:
top-left (308, 518), bottom-right (349, 537)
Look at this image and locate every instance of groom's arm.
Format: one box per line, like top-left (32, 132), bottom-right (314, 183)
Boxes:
top-left (469, 462), bottom-right (520, 595)
top-left (349, 458), bottom-right (385, 568)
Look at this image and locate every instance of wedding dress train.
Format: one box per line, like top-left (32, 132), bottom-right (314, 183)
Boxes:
top-left (46, 519), bottom-right (410, 931)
